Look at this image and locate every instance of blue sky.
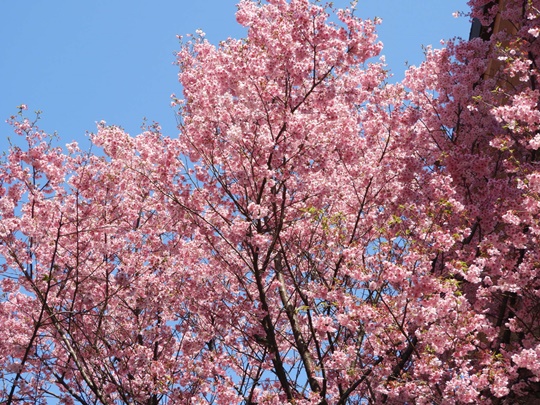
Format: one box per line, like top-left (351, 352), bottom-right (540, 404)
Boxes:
top-left (0, 1), bottom-right (471, 149)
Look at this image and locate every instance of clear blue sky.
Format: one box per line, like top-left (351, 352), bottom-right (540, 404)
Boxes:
top-left (0, 1), bottom-right (471, 149)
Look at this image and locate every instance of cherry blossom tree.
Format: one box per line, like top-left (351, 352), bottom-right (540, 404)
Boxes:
top-left (0, 0), bottom-right (539, 404)
top-left (403, 0), bottom-right (540, 402)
